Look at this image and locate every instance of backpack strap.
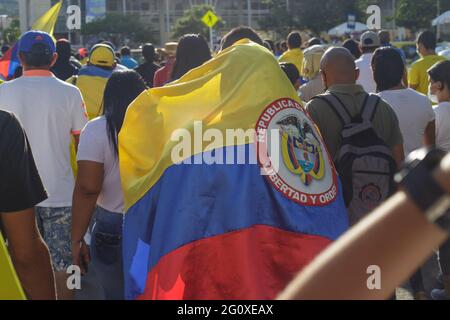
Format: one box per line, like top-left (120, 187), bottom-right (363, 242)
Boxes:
top-left (312, 93), bottom-right (352, 126)
top-left (361, 94), bottom-right (381, 122)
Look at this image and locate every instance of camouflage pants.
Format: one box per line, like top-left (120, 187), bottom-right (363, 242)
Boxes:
top-left (36, 206), bottom-right (72, 272)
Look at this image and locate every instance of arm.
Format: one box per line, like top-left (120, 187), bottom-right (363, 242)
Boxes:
top-left (391, 144), bottom-right (405, 169)
top-left (408, 65), bottom-right (419, 91)
top-left (424, 120), bottom-right (436, 147)
top-left (402, 68), bottom-right (408, 87)
top-left (1, 209), bottom-right (56, 300)
top-left (278, 153), bottom-right (450, 300)
top-left (71, 160), bottom-right (103, 274)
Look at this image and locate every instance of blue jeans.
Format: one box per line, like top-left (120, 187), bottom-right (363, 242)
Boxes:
top-left (90, 206), bottom-right (124, 300)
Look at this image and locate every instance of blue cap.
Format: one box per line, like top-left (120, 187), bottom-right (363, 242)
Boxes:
top-left (18, 30), bottom-right (55, 54)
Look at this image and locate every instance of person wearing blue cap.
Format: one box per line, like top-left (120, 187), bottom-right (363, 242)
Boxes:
top-left (0, 30), bottom-right (88, 300)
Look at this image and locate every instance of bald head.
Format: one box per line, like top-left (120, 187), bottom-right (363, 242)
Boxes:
top-left (320, 47), bottom-right (359, 88)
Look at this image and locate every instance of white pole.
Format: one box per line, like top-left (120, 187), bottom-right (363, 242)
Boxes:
top-left (247, 0), bottom-right (251, 27)
top-left (166, 0), bottom-right (170, 34)
top-left (210, 26), bottom-right (213, 51)
top-left (437, 0), bottom-right (441, 40)
top-left (122, 0), bottom-right (126, 14)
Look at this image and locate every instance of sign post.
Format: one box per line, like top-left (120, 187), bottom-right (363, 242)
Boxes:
top-left (201, 10), bottom-right (219, 50)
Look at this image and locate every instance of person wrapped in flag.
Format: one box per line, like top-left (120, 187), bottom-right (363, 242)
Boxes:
top-left (119, 29), bottom-right (349, 300)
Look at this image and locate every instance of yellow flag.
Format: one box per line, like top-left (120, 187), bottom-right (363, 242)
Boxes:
top-left (31, 1), bottom-right (63, 35)
top-left (0, 232), bottom-right (26, 300)
top-left (119, 39), bottom-right (302, 210)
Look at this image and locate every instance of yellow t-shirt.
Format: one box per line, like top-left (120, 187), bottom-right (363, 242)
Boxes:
top-left (279, 48), bottom-right (304, 76)
top-left (409, 55), bottom-right (447, 95)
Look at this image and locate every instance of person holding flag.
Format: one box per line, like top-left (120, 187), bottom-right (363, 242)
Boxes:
top-left (118, 28), bottom-right (348, 300)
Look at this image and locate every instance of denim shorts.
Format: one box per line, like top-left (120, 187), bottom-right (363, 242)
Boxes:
top-left (36, 206), bottom-right (72, 272)
top-left (90, 206), bottom-right (124, 300)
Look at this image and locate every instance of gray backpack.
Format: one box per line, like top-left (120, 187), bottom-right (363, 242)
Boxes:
top-left (313, 93), bottom-right (397, 225)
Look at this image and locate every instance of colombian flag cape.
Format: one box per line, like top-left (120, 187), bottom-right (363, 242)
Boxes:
top-left (119, 39), bottom-right (349, 300)
top-left (0, 1), bottom-right (62, 79)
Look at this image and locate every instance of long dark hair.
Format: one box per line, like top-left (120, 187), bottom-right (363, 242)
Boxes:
top-left (103, 70), bottom-right (147, 155)
top-left (170, 34), bottom-right (212, 81)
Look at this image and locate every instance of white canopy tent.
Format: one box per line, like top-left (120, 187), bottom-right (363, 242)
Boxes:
top-left (432, 11), bottom-right (450, 26)
top-left (328, 22), bottom-right (368, 37)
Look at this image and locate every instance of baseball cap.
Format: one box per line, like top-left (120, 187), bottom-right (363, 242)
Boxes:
top-left (88, 44), bottom-right (115, 67)
top-left (360, 31), bottom-right (381, 48)
top-left (18, 30), bottom-right (55, 55)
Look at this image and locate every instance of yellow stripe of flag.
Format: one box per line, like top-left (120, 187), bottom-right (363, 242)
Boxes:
top-left (119, 39), bottom-right (301, 211)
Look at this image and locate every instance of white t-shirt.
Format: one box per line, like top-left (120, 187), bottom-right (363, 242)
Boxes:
top-left (356, 53), bottom-right (377, 94)
top-left (378, 88), bottom-right (435, 156)
top-left (434, 102), bottom-right (450, 152)
top-left (77, 116), bottom-right (124, 213)
top-left (0, 71), bottom-right (87, 207)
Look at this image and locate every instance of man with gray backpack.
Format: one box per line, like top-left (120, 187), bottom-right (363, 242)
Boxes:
top-left (306, 47), bottom-right (405, 225)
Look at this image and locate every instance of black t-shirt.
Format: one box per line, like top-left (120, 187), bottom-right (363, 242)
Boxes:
top-left (135, 62), bottom-right (160, 88)
top-left (0, 110), bottom-right (47, 213)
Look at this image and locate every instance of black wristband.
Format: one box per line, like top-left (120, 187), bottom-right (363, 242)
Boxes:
top-left (396, 148), bottom-right (450, 232)
top-left (401, 160), bottom-right (447, 212)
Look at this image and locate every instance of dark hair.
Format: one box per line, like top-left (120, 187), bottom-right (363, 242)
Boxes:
top-left (264, 39), bottom-right (275, 54)
top-left (280, 62), bottom-right (300, 86)
top-left (142, 43), bottom-right (156, 62)
top-left (417, 31), bottom-right (437, 51)
top-left (56, 39), bottom-right (71, 62)
top-left (428, 60), bottom-right (450, 90)
top-left (171, 34), bottom-right (212, 81)
top-left (103, 70), bottom-right (147, 155)
top-left (1, 45), bottom-right (11, 55)
top-left (287, 31), bottom-right (302, 49)
top-left (280, 41), bottom-right (288, 52)
top-left (343, 39), bottom-right (361, 59)
top-left (120, 46), bottom-right (131, 56)
top-left (221, 26), bottom-right (264, 50)
top-left (20, 51), bottom-right (53, 68)
top-left (371, 47), bottom-right (404, 92)
top-left (307, 37), bottom-right (322, 47)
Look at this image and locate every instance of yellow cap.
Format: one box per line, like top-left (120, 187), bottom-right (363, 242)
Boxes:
top-left (88, 44), bottom-right (115, 67)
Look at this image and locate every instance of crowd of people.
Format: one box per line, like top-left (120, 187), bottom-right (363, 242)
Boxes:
top-left (1, 25), bottom-right (450, 300)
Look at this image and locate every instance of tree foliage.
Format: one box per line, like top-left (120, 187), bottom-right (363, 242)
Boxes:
top-left (2, 19), bottom-right (21, 44)
top-left (81, 13), bottom-right (155, 44)
top-left (295, 0), bottom-right (361, 33)
top-left (395, 0), bottom-right (450, 30)
top-left (258, 0), bottom-right (298, 35)
top-left (172, 4), bottom-right (224, 39)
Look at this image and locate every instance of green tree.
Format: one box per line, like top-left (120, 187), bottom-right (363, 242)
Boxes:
top-left (260, 0), bottom-right (361, 35)
top-left (394, 0), bottom-right (450, 31)
top-left (258, 0), bottom-right (298, 36)
top-left (81, 13), bottom-right (155, 44)
top-left (172, 4), bottom-right (224, 39)
top-left (2, 19), bottom-right (21, 44)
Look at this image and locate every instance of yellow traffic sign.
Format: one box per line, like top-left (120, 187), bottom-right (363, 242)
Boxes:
top-left (201, 10), bottom-right (219, 28)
